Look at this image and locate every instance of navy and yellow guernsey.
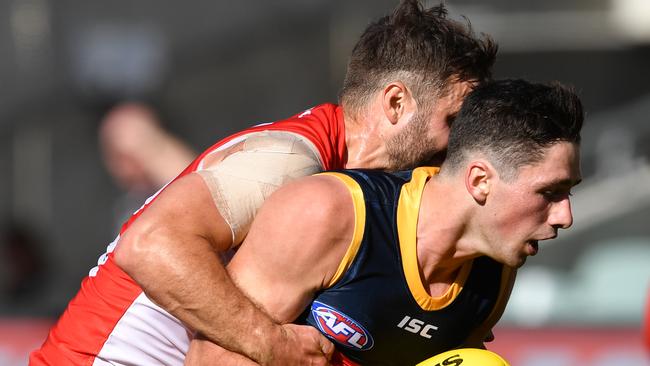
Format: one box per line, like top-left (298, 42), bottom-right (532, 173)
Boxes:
top-left (299, 167), bottom-right (514, 366)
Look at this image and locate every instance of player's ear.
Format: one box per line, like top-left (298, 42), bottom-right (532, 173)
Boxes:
top-left (465, 161), bottom-right (492, 205)
top-left (381, 81), bottom-right (415, 125)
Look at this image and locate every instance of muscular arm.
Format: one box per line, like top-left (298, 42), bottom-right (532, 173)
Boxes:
top-left (229, 175), bottom-right (354, 321)
top-left (113, 173), bottom-right (286, 362)
top-left (185, 174), bottom-right (355, 365)
top-left (112, 134), bottom-right (328, 365)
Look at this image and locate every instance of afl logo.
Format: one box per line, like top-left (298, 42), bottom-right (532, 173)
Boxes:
top-left (311, 301), bottom-right (373, 350)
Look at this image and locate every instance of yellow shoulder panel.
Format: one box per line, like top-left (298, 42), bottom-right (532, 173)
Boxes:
top-left (317, 172), bottom-right (367, 288)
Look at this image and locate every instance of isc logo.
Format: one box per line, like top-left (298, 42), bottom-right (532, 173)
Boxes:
top-left (396, 315), bottom-right (439, 338)
top-left (311, 301), bottom-right (374, 350)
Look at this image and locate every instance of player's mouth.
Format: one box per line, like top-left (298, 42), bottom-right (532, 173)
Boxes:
top-left (526, 240), bottom-right (539, 256)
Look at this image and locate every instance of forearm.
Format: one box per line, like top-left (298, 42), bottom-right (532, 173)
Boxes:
top-left (115, 228), bottom-right (283, 364)
top-left (185, 335), bottom-right (258, 366)
top-left (112, 173), bottom-right (333, 365)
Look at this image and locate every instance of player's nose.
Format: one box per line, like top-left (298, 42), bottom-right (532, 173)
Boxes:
top-left (549, 196), bottom-right (573, 229)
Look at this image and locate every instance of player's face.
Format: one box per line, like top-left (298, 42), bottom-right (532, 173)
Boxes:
top-left (386, 80), bottom-right (474, 170)
top-left (484, 142), bottom-right (582, 268)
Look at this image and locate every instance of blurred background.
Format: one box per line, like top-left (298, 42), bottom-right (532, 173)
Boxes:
top-left (0, 0), bottom-right (648, 364)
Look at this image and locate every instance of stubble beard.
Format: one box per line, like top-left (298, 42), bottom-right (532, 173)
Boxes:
top-left (385, 112), bottom-right (443, 170)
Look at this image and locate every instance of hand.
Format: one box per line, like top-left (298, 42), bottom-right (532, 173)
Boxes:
top-left (262, 324), bottom-right (334, 366)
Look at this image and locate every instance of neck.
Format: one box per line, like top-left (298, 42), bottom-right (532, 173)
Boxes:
top-left (415, 177), bottom-right (478, 289)
top-left (342, 108), bottom-right (390, 169)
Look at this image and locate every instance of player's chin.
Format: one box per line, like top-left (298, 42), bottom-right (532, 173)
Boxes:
top-left (515, 256), bottom-right (528, 268)
top-left (506, 252), bottom-right (529, 268)
top-left (492, 247), bottom-right (529, 268)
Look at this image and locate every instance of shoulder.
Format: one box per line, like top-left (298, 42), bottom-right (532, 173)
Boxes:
top-left (250, 173), bottom-right (357, 256)
top-left (199, 130), bottom-right (323, 170)
top-left (320, 169), bottom-right (411, 203)
top-left (267, 174), bottom-right (354, 220)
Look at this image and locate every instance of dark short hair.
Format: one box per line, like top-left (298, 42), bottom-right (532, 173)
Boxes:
top-left (443, 79), bottom-right (584, 179)
top-left (340, 0), bottom-right (497, 116)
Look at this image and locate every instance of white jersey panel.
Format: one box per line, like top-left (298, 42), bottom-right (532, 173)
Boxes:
top-left (93, 293), bottom-right (193, 366)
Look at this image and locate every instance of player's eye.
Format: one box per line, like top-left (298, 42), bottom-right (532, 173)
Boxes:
top-left (542, 189), bottom-right (572, 201)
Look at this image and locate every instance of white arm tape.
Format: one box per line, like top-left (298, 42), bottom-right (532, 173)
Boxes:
top-left (197, 131), bottom-right (323, 246)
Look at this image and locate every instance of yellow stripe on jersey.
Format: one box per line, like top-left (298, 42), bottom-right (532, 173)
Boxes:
top-left (397, 167), bottom-right (473, 311)
top-left (318, 172), bottom-right (367, 288)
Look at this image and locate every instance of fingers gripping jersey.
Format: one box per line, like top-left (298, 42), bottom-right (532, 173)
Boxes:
top-left (30, 104), bottom-right (347, 366)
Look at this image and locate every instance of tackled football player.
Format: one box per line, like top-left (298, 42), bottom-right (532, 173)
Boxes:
top-left (187, 79), bottom-right (584, 365)
top-left (31, 1), bottom-right (497, 365)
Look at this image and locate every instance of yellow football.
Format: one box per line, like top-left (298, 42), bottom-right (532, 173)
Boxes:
top-left (416, 348), bottom-right (510, 366)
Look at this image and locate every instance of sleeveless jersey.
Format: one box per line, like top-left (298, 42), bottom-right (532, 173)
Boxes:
top-left (30, 103), bottom-right (347, 366)
top-left (301, 168), bottom-right (513, 366)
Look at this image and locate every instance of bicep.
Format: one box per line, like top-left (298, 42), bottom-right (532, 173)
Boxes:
top-left (115, 172), bottom-right (232, 261)
top-left (225, 175), bottom-right (355, 323)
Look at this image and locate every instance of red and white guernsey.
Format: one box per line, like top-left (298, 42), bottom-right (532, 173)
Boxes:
top-left (30, 104), bottom-right (347, 366)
